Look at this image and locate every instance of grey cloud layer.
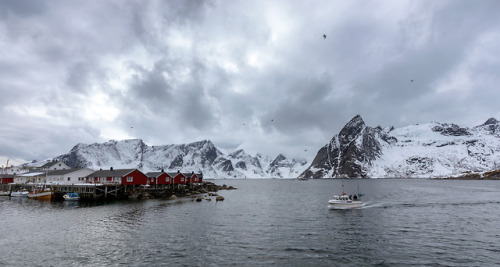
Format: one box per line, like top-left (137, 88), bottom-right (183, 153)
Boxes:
top-left (1, 0), bottom-right (499, 164)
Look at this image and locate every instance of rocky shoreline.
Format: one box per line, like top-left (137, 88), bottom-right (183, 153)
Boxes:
top-left (441, 169), bottom-right (500, 180)
top-left (164, 182), bottom-right (237, 201)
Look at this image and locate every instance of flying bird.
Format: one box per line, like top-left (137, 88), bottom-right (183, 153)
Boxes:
top-left (411, 80), bottom-right (414, 82)
top-left (323, 34), bottom-right (327, 39)
top-left (304, 149), bottom-right (308, 152)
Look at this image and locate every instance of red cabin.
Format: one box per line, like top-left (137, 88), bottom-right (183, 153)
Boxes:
top-left (146, 172), bottom-right (171, 186)
top-left (183, 172), bottom-right (203, 185)
top-left (86, 168), bottom-right (148, 185)
top-left (192, 173), bottom-right (203, 184)
top-left (169, 172), bottom-right (187, 185)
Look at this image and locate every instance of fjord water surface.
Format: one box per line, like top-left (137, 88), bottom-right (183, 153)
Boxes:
top-left (1, 179), bottom-right (500, 266)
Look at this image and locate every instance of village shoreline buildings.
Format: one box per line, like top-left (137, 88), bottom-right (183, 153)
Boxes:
top-left (1, 160), bottom-right (203, 187)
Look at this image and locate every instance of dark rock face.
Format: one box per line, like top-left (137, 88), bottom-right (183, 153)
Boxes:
top-left (235, 161), bottom-right (247, 170)
top-left (483, 118), bottom-right (498, 125)
top-left (432, 123), bottom-right (471, 136)
top-left (475, 118), bottom-right (499, 135)
top-left (218, 159), bottom-right (234, 172)
top-left (270, 154), bottom-right (287, 168)
top-left (300, 145), bottom-right (330, 179)
top-left (169, 154), bottom-right (184, 169)
top-left (299, 115), bottom-right (385, 179)
top-left (57, 145), bottom-right (88, 168)
top-left (405, 157), bottom-right (434, 175)
top-left (193, 140), bottom-right (219, 165)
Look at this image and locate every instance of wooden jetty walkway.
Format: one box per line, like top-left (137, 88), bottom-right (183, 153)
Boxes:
top-left (4, 182), bottom-right (225, 201)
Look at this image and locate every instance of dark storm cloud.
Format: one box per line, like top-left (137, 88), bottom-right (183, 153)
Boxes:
top-left (1, 0), bottom-right (500, 164)
top-left (254, 72), bottom-right (336, 131)
top-left (0, 0), bottom-right (46, 18)
top-left (128, 59), bottom-right (174, 105)
top-left (348, 0), bottom-right (500, 128)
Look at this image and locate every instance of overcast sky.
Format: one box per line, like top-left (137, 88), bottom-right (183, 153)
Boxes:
top-left (1, 0), bottom-right (500, 166)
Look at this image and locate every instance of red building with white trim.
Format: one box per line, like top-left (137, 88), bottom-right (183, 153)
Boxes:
top-left (183, 172), bottom-right (203, 185)
top-left (168, 172), bottom-right (187, 185)
top-left (146, 171), bottom-right (171, 186)
top-left (86, 168), bottom-right (148, 185)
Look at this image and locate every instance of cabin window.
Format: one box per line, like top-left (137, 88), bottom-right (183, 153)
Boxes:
top-left (127, 176), bottom-right (133, 182)
top-left (181, 178), bottom-right (184, 182)
top-left (68, 177), bottom-right (70, 181)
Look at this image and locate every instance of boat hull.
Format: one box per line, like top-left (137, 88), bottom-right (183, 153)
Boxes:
top-left (0, 191), bottom-right (10, 196)
top-left (27, 191), bottom-right (52, 200)
top-left (63, 193), bottom-right (80, 201)
top-left (10, 191), bottom-right (29, 197)
top-left (328, 200), bottom-right (363, 209)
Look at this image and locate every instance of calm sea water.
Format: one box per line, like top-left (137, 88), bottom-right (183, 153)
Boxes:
top-left (1, 179), bottom-right (500, 266)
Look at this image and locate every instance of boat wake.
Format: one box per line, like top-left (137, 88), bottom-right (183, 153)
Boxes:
top-left (354, 200), bottom-right (500, 209)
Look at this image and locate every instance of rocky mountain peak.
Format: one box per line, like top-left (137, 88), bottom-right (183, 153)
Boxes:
top-left (300, 115), bottom-right (500, 179)
top-left (229, 149), bottom-right (246, 158)
top-left (270, 153), bottom-right (286, 167)
top-left (483, 118), bottom-right (498, 125)
top-left (432, 123), bottom-right (471, 136)
top-left (339, 115), bottom-right (366, 144)
top-left (55, 139), bottom-right (306, 178)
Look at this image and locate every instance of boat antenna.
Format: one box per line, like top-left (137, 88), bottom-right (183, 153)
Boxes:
top-left (341, 179), bottom-right (345, 195)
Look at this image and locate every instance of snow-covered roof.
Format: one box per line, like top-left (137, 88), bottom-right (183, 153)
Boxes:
top-left (18, 172), bottom-right (45, 177)
top-left (87, 169), bottom-right (136, 178)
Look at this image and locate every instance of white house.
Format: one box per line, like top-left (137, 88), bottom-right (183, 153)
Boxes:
top-left (14, 172), bottom-right (46, 184)
top-left (41, 161), bottom-right (71, 171)
top-left (45, 168), bottom-right (95, 185)
top-left (4, 166), bottom-right (28, 175)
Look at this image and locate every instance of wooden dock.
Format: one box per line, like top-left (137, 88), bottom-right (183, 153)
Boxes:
top-left (3, 182), bottom-right (223, 201)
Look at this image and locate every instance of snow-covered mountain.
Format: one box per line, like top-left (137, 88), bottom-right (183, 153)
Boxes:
top-left (55, 139), bottom-right (308, 179)
top-left (299, 115), bottom-right (500, 179)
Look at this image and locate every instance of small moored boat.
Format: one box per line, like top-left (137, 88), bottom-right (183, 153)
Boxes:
top-left (63, 193), bottom-right (80, 201)
top-left (10, 189), bottom-right (29, 197)
top-left (27, 188), bottom-right (52, 200)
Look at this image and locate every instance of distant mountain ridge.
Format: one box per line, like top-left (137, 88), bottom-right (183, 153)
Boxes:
top-left (55, 139), bottom-right (308, 179)
top-left (299, 115), bottom-right (500, 178)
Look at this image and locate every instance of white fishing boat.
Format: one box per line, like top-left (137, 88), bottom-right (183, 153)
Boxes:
top-left (63, 193), bottom-right (80, 201)
top-left (10, 189), bottom-right (29, 197)
top-left (0, 191), bottom-right (10, 196)
top-left (328, 180), bottom-right (364, 209)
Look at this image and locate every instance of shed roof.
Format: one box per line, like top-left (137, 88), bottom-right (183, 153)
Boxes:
top-left (18, 172), bottom-right (45, 177)
top-left (46, 168), bottom-right (81, 176)
top-left (87, 169), bottom-right (136, 178)
top-left (146, 172), bottom-right (163, 178)
top-left (167, 172), bottom-right (183, 177)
